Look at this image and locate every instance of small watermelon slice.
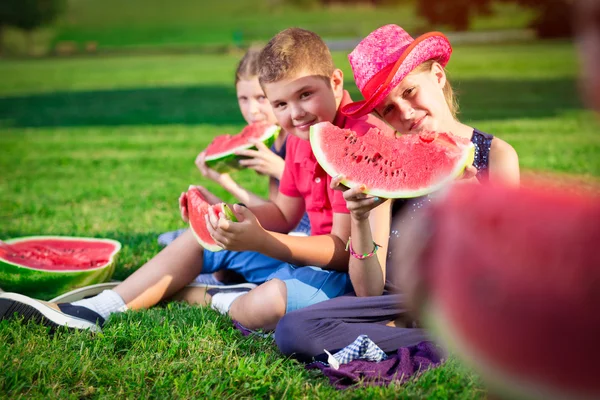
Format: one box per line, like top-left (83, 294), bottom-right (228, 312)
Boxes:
top-left (186, 187), bottom-right (237, 252)
top-left (310, 122), bottom-right (475, 199)
top-left (204, 122), bottom-right (281, 173)
top-left (0, 236), bottom-right (121, 300)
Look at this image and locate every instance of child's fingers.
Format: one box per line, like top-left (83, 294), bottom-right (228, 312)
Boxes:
top-left (343, 185), bottom-right (369, 200)
top-left (330, 174), bottom-right (348, 191)
top-left (238, 158), bottom-right (261, 167)
top-left (236, 149), bottom-right (261, 158)
top-left (206, 207), bottom-right (220, 229)
top-left (252, 141), bottom-right (270, 151)
top-left (346, 196), bottom-right (381, 211)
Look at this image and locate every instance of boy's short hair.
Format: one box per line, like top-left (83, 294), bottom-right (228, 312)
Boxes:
top-left (259, 28), bottom-right (335, 85)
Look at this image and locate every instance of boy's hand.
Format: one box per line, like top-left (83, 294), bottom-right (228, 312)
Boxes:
top-left (236, 140), bottom-right (285, 179)
top-left (332, 174), bottom-right (385, 221)
top-left (205, 204), bottom-right (266, 252)
top-left (195, 151), bottom-right (230, 183)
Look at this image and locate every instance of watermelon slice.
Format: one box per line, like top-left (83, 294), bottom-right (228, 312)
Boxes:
top-left (419, 183), bottom-right (600, 400)
top-left (204, 122), bottom-right (281, 173)
top-left (310, 122), bottom-right (475, 198)
top-left (187, 187), bottom-right (237, 252)
top-left (0, 236), bottom-right (121, 300)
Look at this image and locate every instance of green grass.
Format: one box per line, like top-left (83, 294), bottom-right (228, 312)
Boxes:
top-left (3, 0), bottom-right (536, 55)
top-left (0, 41), bottom-right (599, 398)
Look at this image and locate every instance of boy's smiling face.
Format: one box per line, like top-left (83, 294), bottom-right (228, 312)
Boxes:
top-left (263, 69), bottom-right (344, 140)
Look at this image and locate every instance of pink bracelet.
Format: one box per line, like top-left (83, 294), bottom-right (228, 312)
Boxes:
top-left (345, 237), bottom-right (381, 260)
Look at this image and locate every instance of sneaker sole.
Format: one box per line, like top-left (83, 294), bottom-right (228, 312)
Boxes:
top-left (0, 292), bottom-right (101, 332)
top-left (50, 282), bottom-right (258, 303)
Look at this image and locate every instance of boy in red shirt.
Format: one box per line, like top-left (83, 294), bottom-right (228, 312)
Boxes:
top-left (0, 28), bottom-right (394, 332)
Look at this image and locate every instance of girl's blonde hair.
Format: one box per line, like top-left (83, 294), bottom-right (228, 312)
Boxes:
top-left (235, 46), bottom-right (263, 84)
top-left (411, 59), bottom-right (459, 119)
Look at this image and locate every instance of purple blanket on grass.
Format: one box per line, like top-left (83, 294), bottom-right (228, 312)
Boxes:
top-left (307, 341), bottom-right (444, 390)
top-left (233, 321), bottom-right (444, 390)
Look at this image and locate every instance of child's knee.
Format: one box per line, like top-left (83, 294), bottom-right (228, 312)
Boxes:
top-left (229, 279), bottom-right (287, 330)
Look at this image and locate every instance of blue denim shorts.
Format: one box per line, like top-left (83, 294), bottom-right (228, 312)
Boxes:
top-left (201, 249), bottom-right (352, 313)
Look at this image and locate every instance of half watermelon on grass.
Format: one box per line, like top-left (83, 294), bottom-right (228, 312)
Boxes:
top-left (204, 122), bottom-right (280, 173)
top-left (310, 122), bottom-right (474, 198)
top-left (0, 236), bottom-right (121, 300)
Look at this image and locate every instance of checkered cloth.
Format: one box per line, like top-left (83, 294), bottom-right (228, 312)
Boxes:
top-left (329, 334), bottom-right (387, 367)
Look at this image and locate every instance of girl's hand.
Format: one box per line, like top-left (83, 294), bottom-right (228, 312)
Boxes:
top-left (331, 174), bottom-right (386, 221)
top-left (205, 204), bottom-right (266, 252)
top-left (195, 151), bottom-right (230, 183)
top-left (236, 140), bottom-right (285, 179)
top-left (455, 165), bottom-right (479, 185)
top-left (179, 185), bottom-right (223, 223)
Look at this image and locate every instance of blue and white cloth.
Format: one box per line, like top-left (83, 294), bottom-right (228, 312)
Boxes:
top-left (326, 334), bottom-right (388, 369)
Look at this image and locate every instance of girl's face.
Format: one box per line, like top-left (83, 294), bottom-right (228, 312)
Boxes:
top-left (374, 63), bottom-right (454, 135)
top-left (236, 77), bottom-right (278, 125)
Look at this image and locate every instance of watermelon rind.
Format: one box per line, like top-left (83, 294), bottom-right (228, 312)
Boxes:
top-left (310, 123), bottom-right (475, 199)
top-left (424, 300), bottom-right (595, 400)
top-left (205, 125), bottom-right (281, 173)
top-left (222, 204), bottom-right (238, 222)
top-left (0, 236), bottom-right (121, 301)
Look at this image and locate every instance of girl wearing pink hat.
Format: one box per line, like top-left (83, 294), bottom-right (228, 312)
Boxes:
top-left (275, 25), bottom-right (520, 363)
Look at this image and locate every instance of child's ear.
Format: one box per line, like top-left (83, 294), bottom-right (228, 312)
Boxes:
top-left (431, 62), bottom-right (447, 89)
top-left (330, 69), bottom-right (344, 101)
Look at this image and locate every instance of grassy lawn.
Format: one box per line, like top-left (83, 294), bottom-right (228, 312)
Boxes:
top-left (4, 0), bottom-right (536, 55)
top-left (1, 41), bottom-right (599, 398)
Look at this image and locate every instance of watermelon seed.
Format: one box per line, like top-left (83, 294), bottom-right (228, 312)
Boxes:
top-left (355, 155), bottom-right (363, 163)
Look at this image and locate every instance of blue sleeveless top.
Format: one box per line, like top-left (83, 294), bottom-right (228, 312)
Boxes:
top-left (384, 129), bottom-right (493, 291)
top-left (271, 136), bottom-right (312, 235)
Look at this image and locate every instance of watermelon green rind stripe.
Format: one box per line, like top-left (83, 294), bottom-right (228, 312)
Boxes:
top-left (310, 123), bottom-right (475, 199)
top-left (424, 300), bottom-right (589, 400)
top-left (0, 236), bottom-right (121, 301)
top-left (205, 125), bottom-right (281, 173)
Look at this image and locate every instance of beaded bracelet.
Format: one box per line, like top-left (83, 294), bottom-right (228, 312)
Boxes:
top-left (345, 237), bottom-right (381, 260)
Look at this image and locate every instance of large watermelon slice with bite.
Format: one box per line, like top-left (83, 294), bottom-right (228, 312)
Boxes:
top-left (204, 122), bottom-right (280, 173)
top-left (0, 236), bottom-right (121, 300)
top-left (310, 122), bottom-right (474, 198)
top-left (187, 187), bottom-right (237, 252)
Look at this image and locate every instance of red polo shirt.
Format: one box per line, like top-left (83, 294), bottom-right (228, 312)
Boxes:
top-left (279, 90), bottom-right (394, 236)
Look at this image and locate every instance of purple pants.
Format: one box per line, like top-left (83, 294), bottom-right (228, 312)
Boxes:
top-left (275, 293), bottom-right (431, 362)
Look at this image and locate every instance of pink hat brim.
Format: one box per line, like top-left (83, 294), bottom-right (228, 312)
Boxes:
top-left (343, 32), bottom-right (452, 118)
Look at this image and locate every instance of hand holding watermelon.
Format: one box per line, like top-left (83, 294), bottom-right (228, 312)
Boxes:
top-left (236, 139), bottom-right (286, 179)
top-left (195, 151), bottom-right (228, 183)
top-left (331, 174), bottom-right (386, 221)
top-left (205, 204), bottom-right (265, 252)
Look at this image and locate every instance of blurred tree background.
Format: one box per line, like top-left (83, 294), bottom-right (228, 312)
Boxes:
top-left (416, 0), bottom-right (573, 38)
top-left (0, 0), bottom-right (573, 57)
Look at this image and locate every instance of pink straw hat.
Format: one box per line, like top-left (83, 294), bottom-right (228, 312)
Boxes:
top-left (342, 24), bottom-right (452, 118)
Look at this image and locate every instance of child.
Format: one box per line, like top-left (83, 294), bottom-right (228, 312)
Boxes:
top-left (275, 24), bottom-right (520, 361)
top-left (160, 47), bottom-right (310, 286)
top-left (0, 28), bottom-right (394, 333)
top-left (157, 47), bottom-right (310, 250)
